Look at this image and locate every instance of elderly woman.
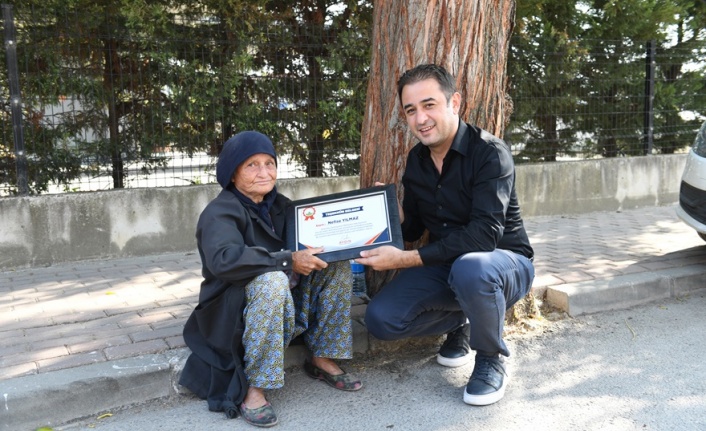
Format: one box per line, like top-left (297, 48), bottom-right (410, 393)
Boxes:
top-left (179, 131), bottom-right (361, 428)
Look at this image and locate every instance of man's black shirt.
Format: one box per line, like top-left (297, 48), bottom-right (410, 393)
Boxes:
top-left (401, 121), bottom-right (534, 265)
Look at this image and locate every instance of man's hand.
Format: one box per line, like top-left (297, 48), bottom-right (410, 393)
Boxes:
top-left (292, 247), bottom-right (327, 276)
top-left (356, 246), bottom-right (422, 271)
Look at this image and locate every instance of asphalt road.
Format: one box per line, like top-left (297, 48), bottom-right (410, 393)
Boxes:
top-left (55, 290), bottom-right (706, 431)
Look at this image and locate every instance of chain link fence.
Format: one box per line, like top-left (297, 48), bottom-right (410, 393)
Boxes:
top-left (1, 4), bottom-right (371, 195)
top-left (507, 38), bottom-right (705, 162)
top-left (2, 4), bottom-right (704, 196)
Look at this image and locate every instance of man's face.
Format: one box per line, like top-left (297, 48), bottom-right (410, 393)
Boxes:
top-left (400, 78), bottom-right (460, 151)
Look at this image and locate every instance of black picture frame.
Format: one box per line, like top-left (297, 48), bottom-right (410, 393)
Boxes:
top-left (286, 184), bottom-right (403, 262)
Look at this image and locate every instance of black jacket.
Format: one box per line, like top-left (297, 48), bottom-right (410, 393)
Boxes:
top-left (178, 188), bottom-right (292, 418)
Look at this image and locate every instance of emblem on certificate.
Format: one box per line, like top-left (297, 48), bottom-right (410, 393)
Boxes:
top-left (286, 184), bottom-right (404, 262)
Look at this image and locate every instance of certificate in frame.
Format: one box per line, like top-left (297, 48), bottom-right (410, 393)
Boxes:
top-left (286, 184), bottom-right (403, 262)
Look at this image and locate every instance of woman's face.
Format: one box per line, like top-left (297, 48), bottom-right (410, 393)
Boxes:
top-left (232, 153), bottom-right (277, 203)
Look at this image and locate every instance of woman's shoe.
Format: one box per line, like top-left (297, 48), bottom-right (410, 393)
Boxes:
top-left (303, 361), bottom-right (363, 391)
top-left (239, 401), bottom-right (278, 428)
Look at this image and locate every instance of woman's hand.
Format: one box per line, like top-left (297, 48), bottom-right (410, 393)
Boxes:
top-left (292, 247), bottom-right (327, 276)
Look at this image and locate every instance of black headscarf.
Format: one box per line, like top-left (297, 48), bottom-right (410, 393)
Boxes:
top-left (216, 131), bottom-right (278, 228)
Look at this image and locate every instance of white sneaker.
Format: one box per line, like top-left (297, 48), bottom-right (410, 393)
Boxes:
top-left (463, 355), bottom-right (508, 406)
top-left (436, 324), bottom-right (471, 368)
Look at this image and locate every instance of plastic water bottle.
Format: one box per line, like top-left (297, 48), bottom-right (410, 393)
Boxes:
top-left (350, 260), bottom-right (367, 298)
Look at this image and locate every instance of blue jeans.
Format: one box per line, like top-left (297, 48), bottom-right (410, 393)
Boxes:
top-left (364, 249), bottom-right (534, 357)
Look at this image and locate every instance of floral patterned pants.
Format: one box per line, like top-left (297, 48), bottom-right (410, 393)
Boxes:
top-left (242, 260), bottom-right (353, 389)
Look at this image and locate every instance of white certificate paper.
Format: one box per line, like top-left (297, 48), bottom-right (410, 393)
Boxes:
top-left (294, 190), bottom-right (392, 252)
top-left (286, 184), bottom-right (403, 262)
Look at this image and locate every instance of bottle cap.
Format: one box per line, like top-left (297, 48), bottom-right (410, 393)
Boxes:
top-left (350, 261), bottom-right (365, 273)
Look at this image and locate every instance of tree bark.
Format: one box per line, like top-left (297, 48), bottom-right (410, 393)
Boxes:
top-left (360, 0), bottom-right (516, 295)
top-left (103, 36), bottom-right (125, 189)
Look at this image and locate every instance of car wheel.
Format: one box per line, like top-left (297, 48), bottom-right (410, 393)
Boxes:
top-left (699, 232), bottom-right (706, 242)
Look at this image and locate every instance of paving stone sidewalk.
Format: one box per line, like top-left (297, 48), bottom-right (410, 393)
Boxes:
top-left (1, 203), bottom-right (705, 382)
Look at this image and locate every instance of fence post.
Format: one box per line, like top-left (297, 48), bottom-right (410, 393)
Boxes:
top-left (643, 40), bottom-right (655, 156)
top-left (2, 4), bottom-right (29, 195)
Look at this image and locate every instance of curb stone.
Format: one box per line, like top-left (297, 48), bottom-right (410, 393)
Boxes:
top-left (545, 263), bottom-right (706, 316)
top-left (0, 351), bottom-right (185, 431)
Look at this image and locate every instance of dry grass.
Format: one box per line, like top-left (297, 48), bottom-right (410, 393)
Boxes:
top-left (504, 293), bottom-right (570, 338)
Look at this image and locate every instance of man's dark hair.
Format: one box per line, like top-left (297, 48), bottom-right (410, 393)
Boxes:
top-left (396, 64), bottom-right (457, 104)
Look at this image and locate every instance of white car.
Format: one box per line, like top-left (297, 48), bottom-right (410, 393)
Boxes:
top-left (676, 120), bottom-right (706, 242)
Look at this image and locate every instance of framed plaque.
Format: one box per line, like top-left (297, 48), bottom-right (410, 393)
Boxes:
top-left (286, 184), bottom-right (403, 262)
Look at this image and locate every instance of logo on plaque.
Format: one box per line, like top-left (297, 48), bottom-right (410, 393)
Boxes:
top-left (302, 207), bottom-right (316, 221)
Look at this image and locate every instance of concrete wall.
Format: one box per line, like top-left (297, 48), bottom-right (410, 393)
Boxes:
top-left (0, 155), bottom-right (686, 270)
top-left (516, 154), bottom-right (685, 216)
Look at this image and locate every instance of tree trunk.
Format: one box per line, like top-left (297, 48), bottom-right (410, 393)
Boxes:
top-left (537, 113), bottom-right (559, 162)
top-left (103, 36), bottom-right (125, 189)
top-left (360, 0), bottom-right (516, 295)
